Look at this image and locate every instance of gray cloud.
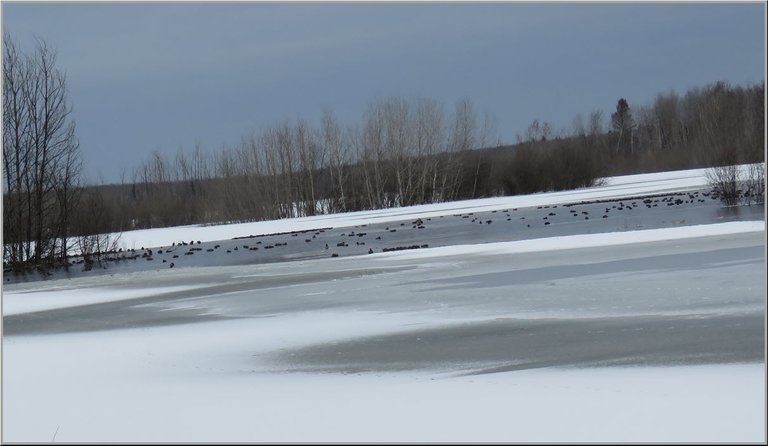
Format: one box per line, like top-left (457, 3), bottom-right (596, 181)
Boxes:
top-left (3, 2), bottom-right (764, 183)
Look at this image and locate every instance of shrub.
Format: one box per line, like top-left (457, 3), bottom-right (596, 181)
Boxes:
top-left (706, 163), bottom-right (740, 206)
top-left (744, 163), bottom-right (765, 205)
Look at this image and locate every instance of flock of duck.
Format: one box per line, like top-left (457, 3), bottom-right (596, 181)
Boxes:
top-left (17, 189), bottom-right (723, 277)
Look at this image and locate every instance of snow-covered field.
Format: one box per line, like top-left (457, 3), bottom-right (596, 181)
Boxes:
top-left (4, 324), bottom-right (764, 442)
top-left (2, 165), bottom-right (766, 442)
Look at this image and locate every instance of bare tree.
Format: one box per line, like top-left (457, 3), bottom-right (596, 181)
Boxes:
top-left (412, 98), bottom-right (444, 203)
top-left (73, 185), bottom-right (121, 265)
top-left (379, 98), bottom-right (413, 206)
top-left (3, 34), bottom-right (82, 267)
top-left (449, 98), bottom-right (478, 197)
top-left (295, 118), bottom-right (320, 215)
top-left (361, 103), bottom-right (388, 208)
top-left (3, 33), bottom-right (29, 264)
top-left (651, 90), bottom-right (682, 150)
top-left (321, 109), bottom-right (350, 212)
top-left (54, 139), bottom-right (83, 259)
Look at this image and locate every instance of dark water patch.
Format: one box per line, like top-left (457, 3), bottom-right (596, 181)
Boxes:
top-left (3, 305), bottom-right (235, 336)
top-left (266, 313), bottom-right (764, 374)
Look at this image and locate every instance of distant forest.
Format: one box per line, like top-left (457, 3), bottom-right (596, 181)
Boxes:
top-left (98, 80), bottom-right (764, 231)
top-left (2, 35), bottom-right (765, 269)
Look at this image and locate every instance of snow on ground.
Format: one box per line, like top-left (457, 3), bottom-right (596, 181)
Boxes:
top-left (115, 164), bottom-right (755, 250)
top-left (375, 220), bottom-right (766, 261)
top-left (2, 227), bottom-right (765, 442)
top-left (2, 312), bottom-right (764, 442)
top-left (2, 285), bottom-right (202, 316)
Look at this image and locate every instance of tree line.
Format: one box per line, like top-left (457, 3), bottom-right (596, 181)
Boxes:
top-left (3, 34), bottom-right (765, 270)
top-left (108, 79), bottom-right (762, 233)
top-left (99, 97), bottom-right (499, 232)
top-left (499, 80), bottom-right (764, 194)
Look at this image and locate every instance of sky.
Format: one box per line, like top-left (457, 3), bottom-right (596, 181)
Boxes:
top-left (1, 2), bottom-right (765, 184)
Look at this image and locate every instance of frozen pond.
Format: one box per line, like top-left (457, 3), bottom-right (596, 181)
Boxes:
top-left (7, 186), bottom-right (764, 283)
top-left (4, 230), bottom-right (764, 374)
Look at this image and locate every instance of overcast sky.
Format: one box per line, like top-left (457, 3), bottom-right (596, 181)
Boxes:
top-left (2, 2), bottom-right (765, 184)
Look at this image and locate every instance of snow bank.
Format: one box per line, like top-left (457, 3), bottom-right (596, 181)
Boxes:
top-left (115, 164), bottom-right (755, 250)
top-left (2, 285), bottom-right (201, 315)
top-left (374, 220), bottom-right (766, 261)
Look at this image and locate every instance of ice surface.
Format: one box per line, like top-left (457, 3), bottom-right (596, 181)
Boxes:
top-left (375, 220), bottom-right (765, 260)
top-left (2, 315), bottom-right (764, 442)
top-left (2, 165), bottom-right (765, 442)
top-left (2, 285), bottom-right (202, 315)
